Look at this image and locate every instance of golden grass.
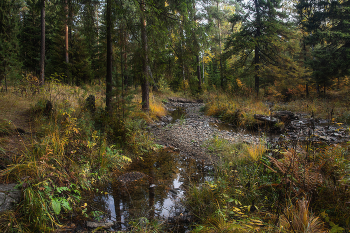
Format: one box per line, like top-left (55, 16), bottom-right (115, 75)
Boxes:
top-left (279, 199), bottom-right (327, 233)
top-left (203, 92), bottom-right (269, 127)
top-left (241, 142), bottom-right (266, 162)
top-left (132, 91), bottom-right (167, 122)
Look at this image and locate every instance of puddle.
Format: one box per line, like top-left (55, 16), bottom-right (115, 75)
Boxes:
top-left (170, 107), bottom-right (186, 123)
top-left (87, 149), bottom-right (214, 232)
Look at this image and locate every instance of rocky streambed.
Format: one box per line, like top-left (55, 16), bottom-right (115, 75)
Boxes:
top-left (150, 98), bottom-right (263, 164)
top-left (150, 98), bottom-right (350, 160)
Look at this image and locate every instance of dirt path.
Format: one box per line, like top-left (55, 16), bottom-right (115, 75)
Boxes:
top-left (150, 98), bottom-right (262, 165)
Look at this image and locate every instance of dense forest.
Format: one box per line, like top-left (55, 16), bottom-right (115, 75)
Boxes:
top-left (0, 0), bottom-right (350, 232)
top-left (1, 0), bottom-right (350, 100)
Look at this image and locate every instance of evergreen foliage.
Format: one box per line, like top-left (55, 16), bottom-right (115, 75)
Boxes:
top-left (225, 0), bottom-right (305, 95)
top-left (0, 0), bottom-right (23, 90)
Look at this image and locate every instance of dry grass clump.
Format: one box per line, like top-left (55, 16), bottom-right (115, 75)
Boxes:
top-left (274, 98), bottom-right (349, 123)
top-left (279, 199), bottom-right (327, 233)
top-left (203, 92), bottom-right (269, 127)
top-left (132, 92), bottom-right (167, 122)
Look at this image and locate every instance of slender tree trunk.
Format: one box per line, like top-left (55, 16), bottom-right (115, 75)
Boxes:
top-left (122, 28), bottom-right (128, 88)
top-left (197, 55), bottom-right (202, 91)
top-left (303, 39), bottom-right (309, 97)
top-left (40, 0), bottom-right (45, 86)
top-left (140, 0), bottom-right (149, 111)
top-left (65, 0), bottom-right (69, 64)
top-left (180, 15), bottom-right (185, 82)
top-left (254, 0), bottom-right (260, 96)
top-left (106, 0), bottom-right (113, 112)
top-left (202, 55), bottom-right (205, 84)
top-left (217, 1), bottom-right (224, 89)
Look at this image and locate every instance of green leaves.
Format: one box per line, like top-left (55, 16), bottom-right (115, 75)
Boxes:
top-left (51, 197), bottom-right (72, 215)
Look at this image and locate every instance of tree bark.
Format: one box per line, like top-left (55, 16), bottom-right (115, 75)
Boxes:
top-left (106, 0), bottom-right (113, 112)
top-left (65, 0), bottom-right (69, 64)
top-left (197, 55), bottom-right (202, 91)
top-left (140, 0), bottom-right (149, 111)
top-left (217, 1), bottom-right (224, 89)
top-left (254, 0), bottom-right (261, 96)
top-left (40, 0), bottom-right (45, 86)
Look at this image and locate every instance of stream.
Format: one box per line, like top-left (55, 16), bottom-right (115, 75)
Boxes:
top-left (85, 98), bottom-right (349, 232)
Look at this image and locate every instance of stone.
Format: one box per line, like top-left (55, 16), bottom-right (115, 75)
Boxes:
top-left (0, 183), bottom-right (21, 212)
top-left (86, 221), bottom-right (114, 229)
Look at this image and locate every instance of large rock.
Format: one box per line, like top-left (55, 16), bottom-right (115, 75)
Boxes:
top-left (0, 184), bottom-right (21, 212)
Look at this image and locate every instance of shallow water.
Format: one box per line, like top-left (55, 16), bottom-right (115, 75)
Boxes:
top-left (88, 149), bottom-right (214, 231)
top-left (170, 107), bottom-right (187, 123)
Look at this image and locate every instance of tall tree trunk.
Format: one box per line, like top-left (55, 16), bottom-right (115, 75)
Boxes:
top-left (197, 55), bottom-right (202, 91)
top-left (65, 0), bottom-right (69, 64)
top-left (202, 55), bottom-right (205, 84)
top-left (106, 0), bottom-right (113, 112)
top-left (254, 0), bottom-right (261, 96)
top-left (180, 16), bottom-right (185, 83)
top-left (40, 0), bottom-right (45, 86)
top-left (303, 39), bottom-right (309, 97)
top-left (140, 0), bottom-right (149, 111)
top-left (217, 1), bottom-right (224, 89)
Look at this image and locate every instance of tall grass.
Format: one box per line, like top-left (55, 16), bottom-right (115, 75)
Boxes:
top-left (0, 81), bottom-right (162, 232)
top-left (203, 91), bottom-right (269, 128)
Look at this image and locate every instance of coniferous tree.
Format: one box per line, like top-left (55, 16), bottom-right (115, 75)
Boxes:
top-left (225, 0), bottom-right (301, 96)
top-left (106, 0), bottom-right (113, 112)
top-left (0, 0), bottom-right (22, 91)
top-left (40, 0), bottom-right (45, 85)
top-left (20, 0), bottom-right (41, 75)
top-left (300, 0), bottom-right (350, 93)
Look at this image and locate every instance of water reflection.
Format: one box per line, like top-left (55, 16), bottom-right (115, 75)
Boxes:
top-left (89, 148), bottom-right (213, 231)
top-left (170, 107), bottom-right (186, 123)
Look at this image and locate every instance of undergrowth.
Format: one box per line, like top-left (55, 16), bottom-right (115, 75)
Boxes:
top-left (186, 134), bottom-right (350, 232)
top-left (0, 82), bottom-right (163, 232)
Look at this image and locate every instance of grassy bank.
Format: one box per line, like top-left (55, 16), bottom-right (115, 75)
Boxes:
top-left (202, 90), bottom-right (350, 130)
top-left (185, 134), bottom-right (350, 232)
top-left (0, 82), bottom-right (167, 232)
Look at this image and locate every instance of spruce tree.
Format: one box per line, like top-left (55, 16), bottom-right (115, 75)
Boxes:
top-left (0, 0), bottom-right (22, 91)
top-left (225, 0), bottom-right (300, 96)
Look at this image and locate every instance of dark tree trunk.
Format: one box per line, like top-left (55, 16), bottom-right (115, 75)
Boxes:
top-left (197, 55), bottom-right (202, 91)
top-left (106, 0), bottom-right (113, 112)
top-left (254, 0), bottom-right (261, 96)
top-left (217, 1), bottom-right (224, 89)
top-left (40, 0), bottom-right (45, 86)
top-left (140, 0), bottom-right (149, 111)
top-left (303, 40), bottom-right (309, 97)
top-left (65, 0), bottom-right (69, 64)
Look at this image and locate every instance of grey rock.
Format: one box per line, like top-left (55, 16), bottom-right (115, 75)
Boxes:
top-left (0, 183), bottom-right (21, 212)
top-left (86, 221), bottom-right (114, 229)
